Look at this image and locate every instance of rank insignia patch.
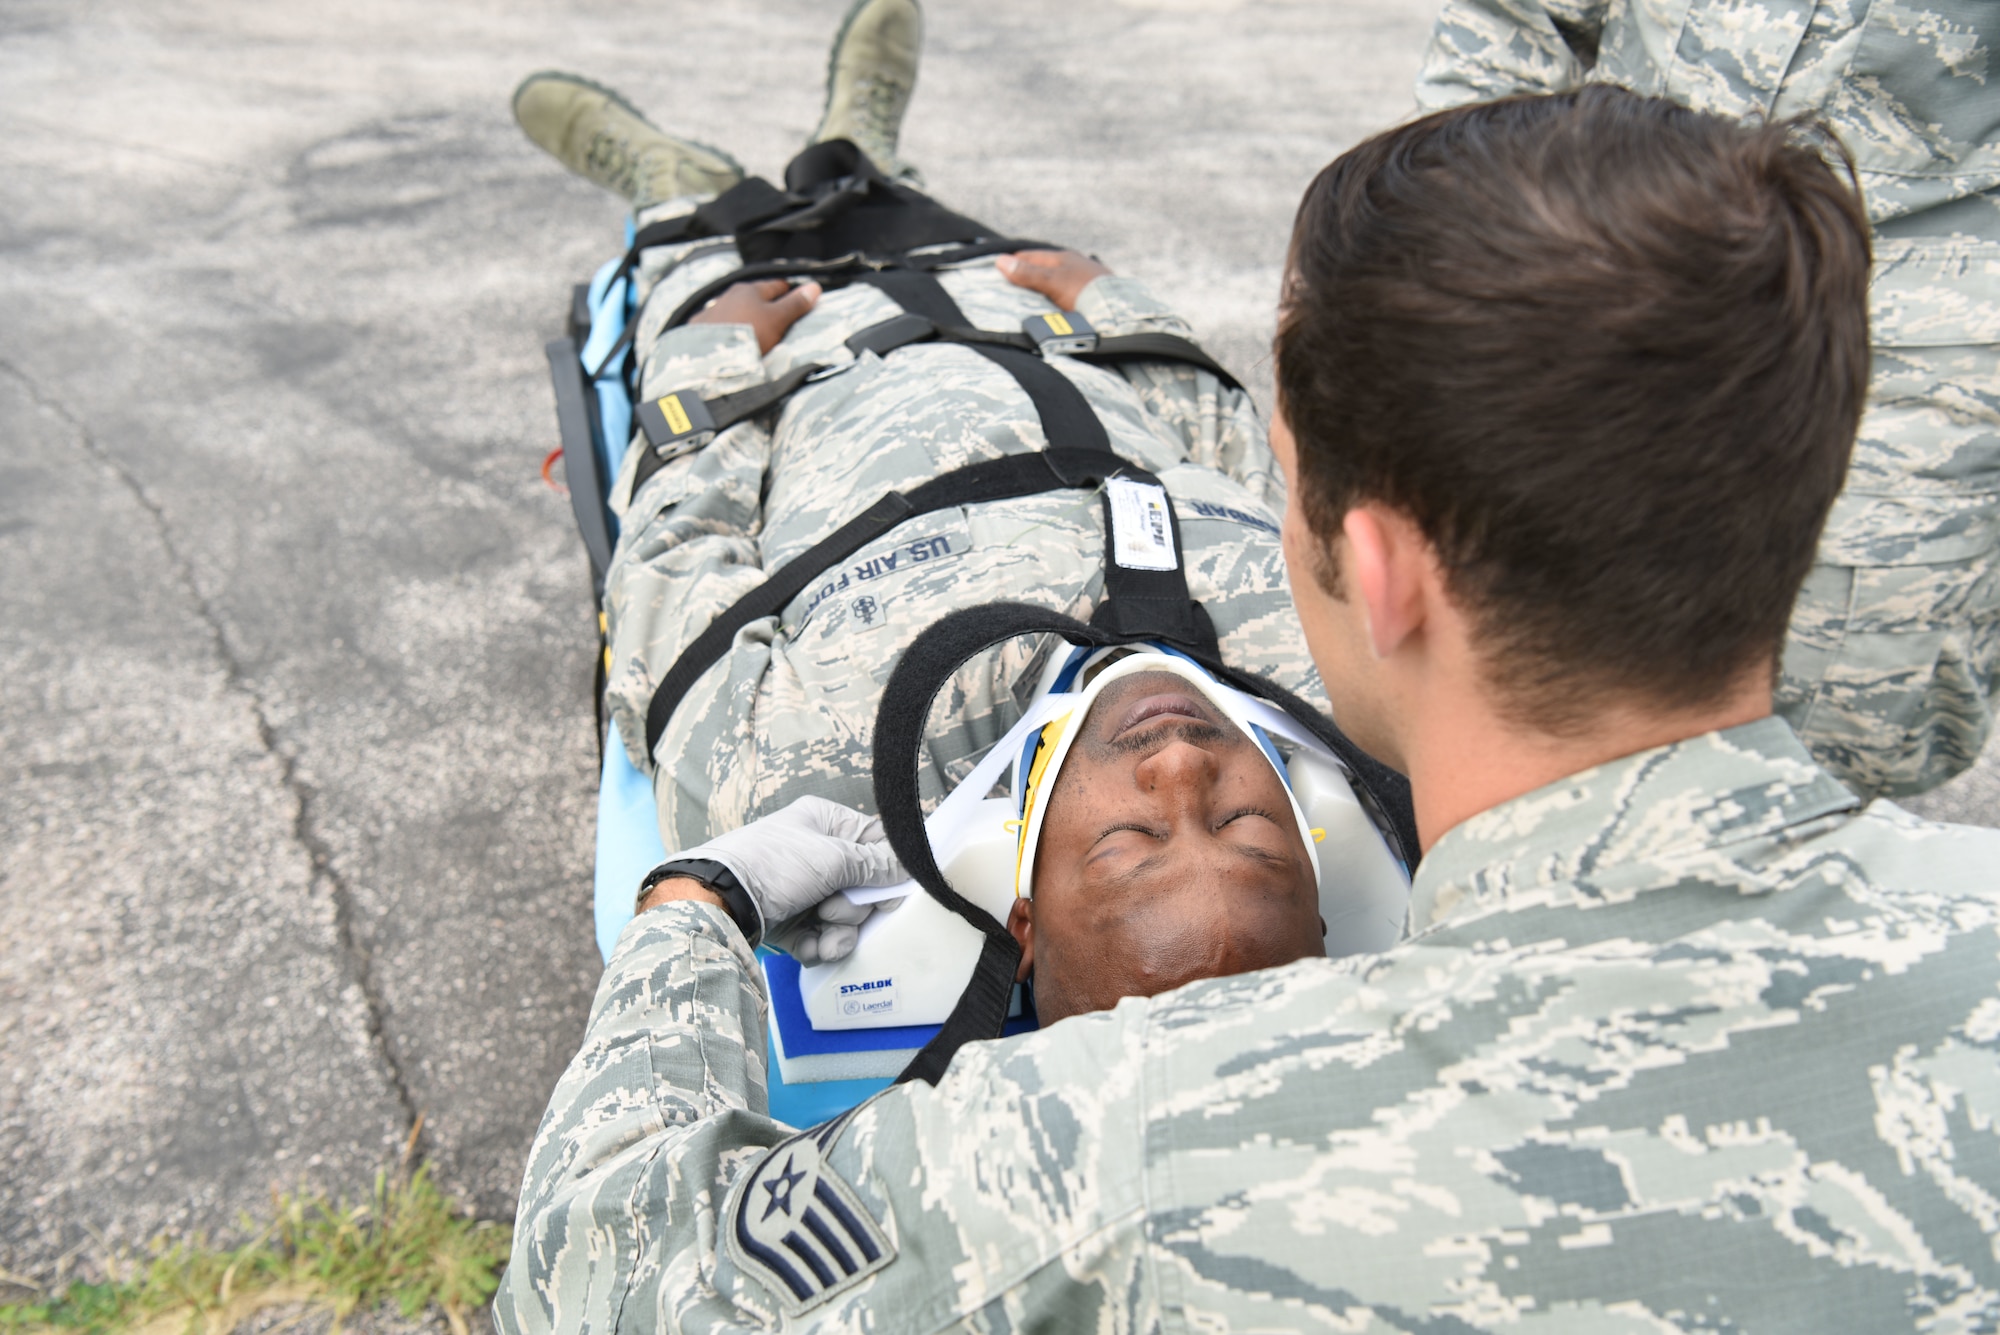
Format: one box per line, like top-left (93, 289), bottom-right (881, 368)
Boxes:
top-left (727, 1132), bottom-right (894, 1313)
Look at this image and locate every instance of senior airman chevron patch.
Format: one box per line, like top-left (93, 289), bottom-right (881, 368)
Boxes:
top-left (727, 1131), bottom-right (893, 1313)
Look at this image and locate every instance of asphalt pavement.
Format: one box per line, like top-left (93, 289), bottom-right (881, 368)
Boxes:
top-left (5, 0), bottom-right (1997, 1284)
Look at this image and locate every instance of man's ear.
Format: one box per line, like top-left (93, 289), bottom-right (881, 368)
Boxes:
top-left (1005, 898), bottom-right (1035, 983)
top-left (1343, 504), bottom-right (1432, 660)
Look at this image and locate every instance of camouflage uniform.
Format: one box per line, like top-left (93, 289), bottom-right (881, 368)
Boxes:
top-left (496, 715), bottom-right (2000, 1331)
top-left (603, 229), bottom-right (1315, 852)
top-left (1416, 0), bottom-right (2000, 800)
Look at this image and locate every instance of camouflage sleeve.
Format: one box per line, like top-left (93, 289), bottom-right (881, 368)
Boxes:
top-left (1414, 0), bottom-right (1603, 112)
top-left (604, 322), bottom-right (775, 775)
top-left (491, 903), bottom-right (785, 1335)
top-left (1778, 236), bottom-right (2000, 799)
top-left (1074, 275), bottom-right (1284, 508)
top-left (495, 904), bottom-right (1156, 1333)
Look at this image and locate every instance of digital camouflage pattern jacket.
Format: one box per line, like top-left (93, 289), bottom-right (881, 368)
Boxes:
top-left (495, 716), bottom-right (2000, 1332)
top-left (602, 230), bottom-right (1317, 853)
top-left (1418, 0), bottom-right (2000, 800)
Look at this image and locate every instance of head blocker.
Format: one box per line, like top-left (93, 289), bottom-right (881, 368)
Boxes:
top-left (870, 602), bottom-right (1417, 1088)
top-left (1010, 649), bottom-right (1324, 903)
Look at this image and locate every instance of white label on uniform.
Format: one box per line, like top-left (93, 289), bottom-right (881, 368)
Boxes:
top-left (837, 976), bottom-right (898, 1017)
top-left (1107, 477), bottom-right (1178, 571)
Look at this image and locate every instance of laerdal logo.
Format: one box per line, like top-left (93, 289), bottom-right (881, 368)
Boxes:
top-left (838, 977), bottom-right (898, 1017)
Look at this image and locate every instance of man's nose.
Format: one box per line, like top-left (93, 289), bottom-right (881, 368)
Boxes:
top-left (1134, 738), bottom-right (1222, 817)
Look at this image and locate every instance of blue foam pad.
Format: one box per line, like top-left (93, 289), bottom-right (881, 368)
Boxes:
top-left (594, 721), bottom-right (668, 963)
top-left (764, 1029), bottom-right (891, 1126)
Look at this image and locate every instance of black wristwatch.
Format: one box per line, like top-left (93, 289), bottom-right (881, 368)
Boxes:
top-left (637, 858), bottom-right (762, 945)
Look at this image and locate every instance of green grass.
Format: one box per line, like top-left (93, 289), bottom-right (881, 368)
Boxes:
top-left (0, 1166), bottom-right (510, 1335)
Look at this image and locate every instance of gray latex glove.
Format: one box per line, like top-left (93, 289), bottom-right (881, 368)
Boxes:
top-left (677, 796), bottom-right (907, 963)
top-left (770, 891), bottom-right (910, 966)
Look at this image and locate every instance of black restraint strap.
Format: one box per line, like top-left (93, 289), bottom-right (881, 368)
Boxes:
top-left (606, 147), bottom-right (991, 286)
top-left (627, 314), bottom-right (1244, 496)
top-left (1074, 332), bottom-right (1243, 393)
top-left (613, 234), bottom-right (1049, 385)
top-left (857, 271), bottom-right (1113, 457)
top-left (838, 318), bottom-right (1238, 395)
top-left (585, 202), bottom-right (785, 379)
top-left (755, 139), bottom-right (998, 263)
top-left (632, 314), bottom-right (1026, 496)
top-left (852, 268), bottom-right (963, 324)
top-left (629, 362), bottom-right (822, 496)
top-left (1090, 480), bottom-right (1219, 654)
top-left (874, 602), bottom-right (1418, 1087)
top-left (639, 274), bottom-right (1228, 750)
top-left (641, 449), bottom-right (1132, 756)
top-left (657, 239), bottom-right (1055, 337)
top-left (867, 273), bottom-right (1216, 653)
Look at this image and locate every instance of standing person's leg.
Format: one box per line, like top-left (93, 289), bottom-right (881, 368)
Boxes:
top-left (1778, 230), bottom-right (2000, 801)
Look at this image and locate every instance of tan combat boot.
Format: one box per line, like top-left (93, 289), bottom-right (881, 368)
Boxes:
top-left (809, 0), bottom-right (924, 183)
top-left (512, 71), bottom-right (744, 208)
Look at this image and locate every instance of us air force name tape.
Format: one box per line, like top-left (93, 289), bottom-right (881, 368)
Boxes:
top-left (637, 389), bottom-right (717, 449)
top-left (727, 1131), bottom-right (894, 1314)
top-left (1023, 308), bottom-right (1097, 355)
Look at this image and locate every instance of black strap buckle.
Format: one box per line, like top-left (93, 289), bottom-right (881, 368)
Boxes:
top-left (1023, 309), bottom-right (1098, 355)
top-left (636, 389), bottom-right (718, 450)
top-left (846, 312), bottom-right (937, 358)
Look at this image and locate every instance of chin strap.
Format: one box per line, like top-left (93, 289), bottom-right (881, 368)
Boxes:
top-left (872, 602), bottom-right (1418, 1087)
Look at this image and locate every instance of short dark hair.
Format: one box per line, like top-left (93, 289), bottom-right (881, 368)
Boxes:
top-left (1277, 86), bottom-right (1871, 731)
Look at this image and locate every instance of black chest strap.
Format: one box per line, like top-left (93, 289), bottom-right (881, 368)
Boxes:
top-left (871, 602), bottom-right (1419, 1088)
top-left (628, 298), bottom-right (1240, 495)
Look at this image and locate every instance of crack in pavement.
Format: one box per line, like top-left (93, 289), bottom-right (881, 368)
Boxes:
top-left (0, 355), bottom-right (425, 1151)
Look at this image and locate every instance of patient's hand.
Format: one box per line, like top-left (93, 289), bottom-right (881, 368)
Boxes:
top-left (997, 249), bottom-right (1112, 311)
top-left (690, 279), bottom-right (822, 353)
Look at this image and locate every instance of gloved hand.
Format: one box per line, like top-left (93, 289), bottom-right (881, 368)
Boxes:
top-left (673, 796), bottom-right (907, 963)
top-left (767, 890), bottom-right (910, 965)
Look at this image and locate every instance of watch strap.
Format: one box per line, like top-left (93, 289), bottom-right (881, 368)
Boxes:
top-left (637, 858), bottom-right (763, 946)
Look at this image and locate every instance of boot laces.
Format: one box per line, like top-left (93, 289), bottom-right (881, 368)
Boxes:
top-left (845, 75), bottom-right (911, 159)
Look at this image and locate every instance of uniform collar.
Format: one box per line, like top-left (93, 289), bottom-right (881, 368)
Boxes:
top-left (1408, 716), bottom-right (1860, 934)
